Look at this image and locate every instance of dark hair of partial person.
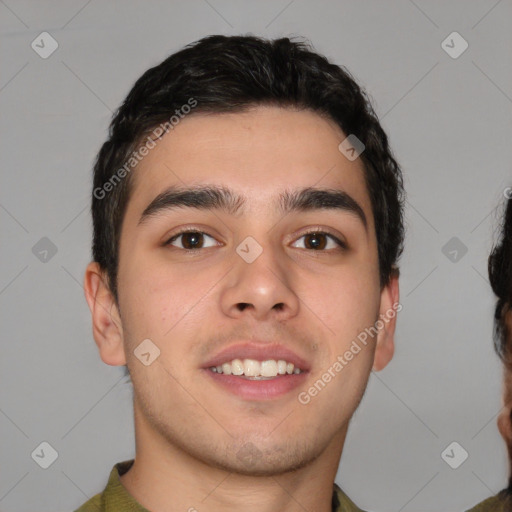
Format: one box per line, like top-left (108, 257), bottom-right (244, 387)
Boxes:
top-left (90, 34), bottom-right (405, 304)
top-left (489, 196), bottom-right (512, 365)
top-left (488, 195), bottom-right (512, 496)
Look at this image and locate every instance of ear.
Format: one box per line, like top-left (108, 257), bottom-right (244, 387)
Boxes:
top-left (83, 262), bottom-right (126, 366)
top-left (497, 405), bottom-right (512, 449)
top-left (497, 403), bottom-right (512, 477)
top-left (498, 367), bottom-right (512, 457)
top-left (372, 269), bottom-right (400, 371)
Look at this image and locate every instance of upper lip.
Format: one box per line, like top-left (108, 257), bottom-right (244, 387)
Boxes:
top-left (202, 342), bottom-right (311, 371)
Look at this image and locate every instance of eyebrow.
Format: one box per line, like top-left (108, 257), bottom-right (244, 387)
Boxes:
top-left (138, 184), bottom-right (367, 229)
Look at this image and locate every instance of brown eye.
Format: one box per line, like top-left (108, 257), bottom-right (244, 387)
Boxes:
top-left (292, 232), bottom-right (345, 251)
top-left (166, 231), bottom-right (218, 250)
top-left (304, 233), bottom-right (327, 250)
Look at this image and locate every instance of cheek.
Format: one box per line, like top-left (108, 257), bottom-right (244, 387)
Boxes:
top-left (307, 267), bottom-right (380, 341)
top-left (120, 256), bottom-right (218, 356)
top-left (117, 253), bottom-right (176, 343)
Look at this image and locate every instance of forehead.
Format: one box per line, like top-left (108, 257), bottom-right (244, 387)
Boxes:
top-left (126, 106), bottom-right (373, 225)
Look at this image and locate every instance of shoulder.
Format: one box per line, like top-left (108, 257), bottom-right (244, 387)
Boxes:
top-left (72, 459), bottom-right (135, 512)
top-left (466, 489), bottom-right (512, 512)
top-left (73, 492), bottom-right (102, 512)
top-left (333, 482), bottom-right (367, 512)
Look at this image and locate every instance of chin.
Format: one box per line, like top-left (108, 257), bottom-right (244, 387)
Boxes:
top-left (200, 437), bottom-right (322, 477)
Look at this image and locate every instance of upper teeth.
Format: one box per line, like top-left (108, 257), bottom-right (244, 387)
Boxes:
top-left (210, 359), bottom-right (303, 377)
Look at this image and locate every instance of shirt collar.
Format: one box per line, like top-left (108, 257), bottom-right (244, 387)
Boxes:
top-left (100, 459), bottom-right (365, 512)
top-left (101, 459), bottom-right (149, 511)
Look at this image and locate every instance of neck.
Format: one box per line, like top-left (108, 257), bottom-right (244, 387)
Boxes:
top-left (120, 401), bottom-right (348, 512)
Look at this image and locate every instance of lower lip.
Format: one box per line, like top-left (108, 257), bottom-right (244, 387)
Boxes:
top-left (203, 369), bottom-right (308, 401)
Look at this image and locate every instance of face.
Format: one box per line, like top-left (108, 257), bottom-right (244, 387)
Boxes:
top-left (498, 311), bottom-right (512, 465)
top-left (86, 105), bottom-right (398, 476)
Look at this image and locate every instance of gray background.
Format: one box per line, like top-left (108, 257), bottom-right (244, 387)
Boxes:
top-left (1, 1), bottom-right (511, 511)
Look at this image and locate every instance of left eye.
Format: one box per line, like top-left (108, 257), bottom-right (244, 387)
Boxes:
top-left (291, 232), bottom-right (344, 251)
top-left (166, 231), bottom-right (219, 250)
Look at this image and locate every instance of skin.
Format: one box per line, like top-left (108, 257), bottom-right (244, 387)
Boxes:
top-left (498, 311), bottom-right (512, 476)
top-left (84, 106), bottom-right (399, 512)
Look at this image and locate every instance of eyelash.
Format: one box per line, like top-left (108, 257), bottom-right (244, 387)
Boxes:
top-left (164, 227), bottom-right (347, 253)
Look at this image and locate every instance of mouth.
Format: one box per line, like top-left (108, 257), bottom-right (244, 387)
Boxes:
top-left (202, 343), bottom-right (310, 400)
top-left (208, 358), bottom-right (304, 379)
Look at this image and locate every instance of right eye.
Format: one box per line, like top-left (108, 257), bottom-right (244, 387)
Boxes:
top-left (165, 230), bottom-right (219, 251)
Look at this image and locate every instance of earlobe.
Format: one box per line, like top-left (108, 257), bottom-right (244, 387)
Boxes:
top-left (373, 332), bottom-right (395, 371)
top-left (497, 403), bottom-right (512, 475)
top-left (373, 271), bottom-right (400, 372)
top-left (83, 262), bottom-right (126, 367)
top-left (498, 367), bottom-right (512, 450)
top-left (497, 406), bottom-right (512, 444)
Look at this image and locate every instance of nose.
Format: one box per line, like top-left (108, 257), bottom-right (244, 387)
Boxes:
top-left (220, 240), bottom-right (300, 322)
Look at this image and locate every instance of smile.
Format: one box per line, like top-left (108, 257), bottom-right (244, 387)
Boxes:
top-left (209, 358), bottom-right (304, 378)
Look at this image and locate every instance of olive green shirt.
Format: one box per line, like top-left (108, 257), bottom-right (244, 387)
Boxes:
top-left (466, 490), bottom-right (512, 512)
top-left (74, 459), bottom-right (366, 512)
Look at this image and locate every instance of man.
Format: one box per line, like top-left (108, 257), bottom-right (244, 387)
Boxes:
top-left (468, 194), bottom-right (512, 511)
top-left (76, 35), bottom-right (404, 512)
